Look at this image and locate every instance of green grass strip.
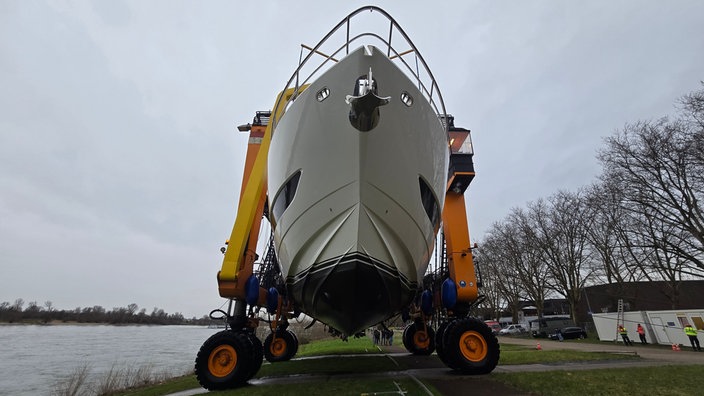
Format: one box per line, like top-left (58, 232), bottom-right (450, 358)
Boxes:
top-left (296, 336), bottom-right (380, 356)
top-left (494, 365), bottom-right (702, 396)
top-left (257, 355), bottom-right (400, 377)
top-left (498, 344), bottom-right (640, 365)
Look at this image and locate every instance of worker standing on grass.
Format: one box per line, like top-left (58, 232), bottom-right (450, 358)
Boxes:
top-left (684, 324), bottom-right (701, 351)
top-left (637, 324), bottom-right (647, 345)
top-left (618, 325), bottom-right (633, 346)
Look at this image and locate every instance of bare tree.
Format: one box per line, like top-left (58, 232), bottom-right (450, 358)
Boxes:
top-left (584, 181), bottom-right (628, 284)
top-left (469, 85), bottom-right (704, 322)
top-left (679, 83), bottom-right (704, 129)
top-left (12, 298), bottom-right (24, 312)
top-left (589, 87), bottom-right (704, 307)
top-left (474, 246), bottom-right (507, 321)
top-left (476, 206), bottom-right (555, 324)
top-left (26, 301), bottom-right (40, 312)
top-left (583, 179), bottom-right (653, 284)
top-left (598, 108), bottom-right (704, 273)
top-left (509, 208), bottom-right (552, 318)
top-left (529, 191), bottom-right (595, 323)
top-left (478, 225), bottom-right (525, 322)
top-left (619, 196), bottom-right (699, 308)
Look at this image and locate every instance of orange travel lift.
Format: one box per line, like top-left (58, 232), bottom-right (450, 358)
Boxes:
top-left (194, 109), bottom-right (499, 391)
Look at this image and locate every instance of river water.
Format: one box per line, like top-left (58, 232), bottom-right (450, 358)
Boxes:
top-left (0, 324), bottom-right (220, 395)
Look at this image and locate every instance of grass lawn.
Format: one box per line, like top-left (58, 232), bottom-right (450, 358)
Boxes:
top-left (296, 335), bottom-right (382, 356)
top-left (494, 365), bottom-right (702, 396)
top-left (498, 343), bottom-right (640, 365)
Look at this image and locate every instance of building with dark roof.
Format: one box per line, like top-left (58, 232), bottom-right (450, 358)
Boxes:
top-left (578, 280), bottom-right (704, 324)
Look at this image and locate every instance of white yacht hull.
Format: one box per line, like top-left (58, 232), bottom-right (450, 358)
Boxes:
top-left (267, 45), bottom-right (448, 334)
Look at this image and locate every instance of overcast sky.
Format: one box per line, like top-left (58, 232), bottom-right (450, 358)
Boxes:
top-left (2, 1), bottom-right (703, 318)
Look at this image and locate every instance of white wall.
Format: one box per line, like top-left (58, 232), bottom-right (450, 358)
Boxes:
top-left (645, 310), bottom-right (704, 347)
top-left (592, 309), bottom-right (704, 346)
top-left (592, 311), bottom-right (649, 343)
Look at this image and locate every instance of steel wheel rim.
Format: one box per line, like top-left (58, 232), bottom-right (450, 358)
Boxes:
top-left (413, 330), bottom-right (430, 349)
top-left (459, 330), bottom-right (487, 362)
top-left (208, 344), bottom-right (237, 377)
top-left (270, 338), bottom-right (287, 357)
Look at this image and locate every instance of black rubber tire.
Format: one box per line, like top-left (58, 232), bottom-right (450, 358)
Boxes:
top-left (435, 321), bottom-right (451, 364)
top-left (264, 329), bottom-right (297, 362)
top-left (402, 324), bottom-right (414, 352)
top-left (245, 332), bottom-right (263, 380)
top-left (287, 330), bottom-right (299, 358)
top-left (441, 317), bottom-right (500, 374)
top-left (194, 330), bottom-right (253, 390)
top-left (402, 321), bottom-right (436, 355)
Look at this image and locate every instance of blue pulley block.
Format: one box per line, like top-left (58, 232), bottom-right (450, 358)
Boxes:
top-left (267, 287), bottom-right (279, 313)
top-left (421, 289), bottom-right (433, 315)
top-left (245, 275), bottom-right (259, 305)
top-left (441, 278), bottom-right (457, 309)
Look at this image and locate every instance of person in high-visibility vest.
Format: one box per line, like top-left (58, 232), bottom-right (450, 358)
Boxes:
top-left (636, 323), bottom-right (647, 345)
top-left (618, 325), bottom-right (633, 346)
top-left (683, 324), bottom-right (701, 351)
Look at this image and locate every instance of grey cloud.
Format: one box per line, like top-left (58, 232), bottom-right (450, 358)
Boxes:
top-left (2, 0), bottom-right (703, 317)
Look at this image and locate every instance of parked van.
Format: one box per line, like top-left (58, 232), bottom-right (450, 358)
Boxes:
top-left (484, 320), bottom-right (502, 334)
top-left (529, 317), bottom-right (574, 338)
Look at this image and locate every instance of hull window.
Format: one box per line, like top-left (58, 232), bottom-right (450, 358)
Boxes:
top-left (316, 87), bottom-right (330, 102)
top-left (400, 91), bottom-right (413, 107)
top-left (271, 171), bottom-right (301, 227)
top-left (419, 177), bottom-right (441, 230)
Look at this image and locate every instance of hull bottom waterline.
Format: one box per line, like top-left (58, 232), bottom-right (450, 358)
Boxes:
top-left (287, 252), bottom-right (416, 335)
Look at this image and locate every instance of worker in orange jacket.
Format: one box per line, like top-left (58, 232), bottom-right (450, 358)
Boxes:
top-left (636, 323), bottom-right (647, 345)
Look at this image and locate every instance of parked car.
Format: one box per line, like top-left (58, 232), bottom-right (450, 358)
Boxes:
top-left (530, 317), bottom-right (575, 338)
top-left (484, 320), bottom-right (502, 335)
top-left (499, 324), bottom-right (527, 335)
top-left (548, 326), bottom-right (588, 340)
